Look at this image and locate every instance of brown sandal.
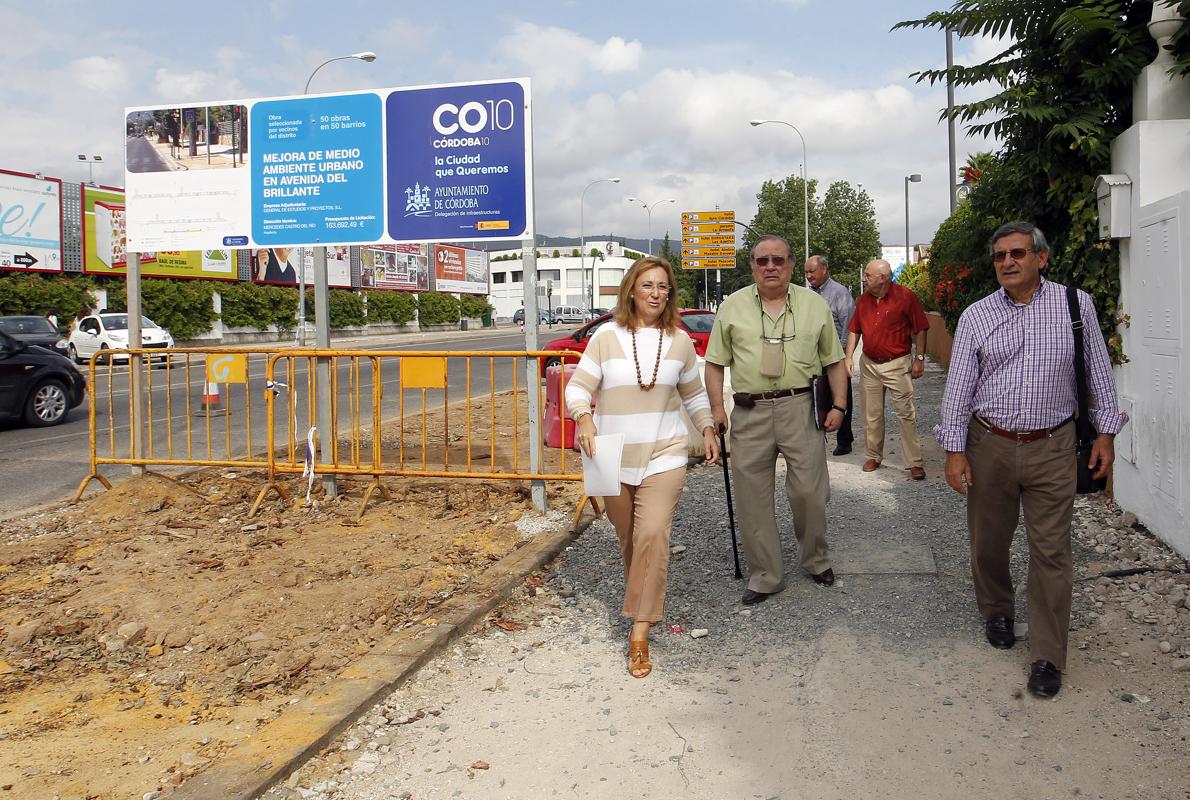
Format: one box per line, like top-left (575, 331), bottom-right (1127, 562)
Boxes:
top-left (628, 637), bottom-right (652, 678)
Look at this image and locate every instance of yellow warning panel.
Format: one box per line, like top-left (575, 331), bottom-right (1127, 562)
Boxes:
top-left (206, 353), bottom-right (248, 383)
top-left (402, 356), bottom-right (447, 389)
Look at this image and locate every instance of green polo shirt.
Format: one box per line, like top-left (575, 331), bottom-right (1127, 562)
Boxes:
top-left (706, 283), bottom-right (844, 394)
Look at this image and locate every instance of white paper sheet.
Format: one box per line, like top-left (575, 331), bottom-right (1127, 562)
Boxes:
top-left (580, 433), bottom-right (624, 497)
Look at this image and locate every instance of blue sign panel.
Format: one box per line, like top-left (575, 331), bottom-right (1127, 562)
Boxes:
top-left (250, 93), bottom-right (384, 245)
top-left (386, 80), bottom-right (529, 242)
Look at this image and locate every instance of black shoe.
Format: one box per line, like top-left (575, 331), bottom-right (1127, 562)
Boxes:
top-left (832, 444), bottom-right (852, 456)
top-left (742, 588), bottom-right (773, 605)
top-left (984, 616), bottom-right (1015, 649)
top-left (812, 568), bottom-right (835, 586)
top-left (1027, 660), bottom-right (1062, 698)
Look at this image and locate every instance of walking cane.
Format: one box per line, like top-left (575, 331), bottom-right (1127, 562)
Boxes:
top-left (718, 426), bottom-right (743, 580)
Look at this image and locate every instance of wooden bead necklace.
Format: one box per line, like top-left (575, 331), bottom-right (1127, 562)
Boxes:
top-left (631, 327), bottom-right (662, 391)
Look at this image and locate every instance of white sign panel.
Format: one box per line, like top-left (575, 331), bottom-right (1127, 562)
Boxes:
top-left (0, 169), bottom-right (63, 273)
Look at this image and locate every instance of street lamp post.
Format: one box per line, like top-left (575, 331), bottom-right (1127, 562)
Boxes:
top-left (77, 154), bottom-right (103, 185)
top-left (580, 177), bottom-right (620, 315)
top-left (905, 173), bottom-right (922, 269)
top-left (625, 197), bottom-right (676, 255)
top-left (749, 119), bottom-right (809, 262)
top-left (302, 50), bottom-right (376, 499)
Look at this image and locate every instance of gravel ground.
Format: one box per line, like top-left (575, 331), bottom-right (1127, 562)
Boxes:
top-left (265, 363), bottom-right (1189, 800)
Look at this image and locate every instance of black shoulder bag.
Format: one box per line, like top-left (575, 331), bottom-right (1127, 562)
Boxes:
top-left (1066, 285), bottom-right (1107, 494)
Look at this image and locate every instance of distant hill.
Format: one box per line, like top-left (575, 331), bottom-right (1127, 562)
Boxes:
top-left (478, 235), bottom-right (659, 254)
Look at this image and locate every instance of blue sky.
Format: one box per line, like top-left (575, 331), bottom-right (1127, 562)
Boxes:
top-left (1, 0), bottom-right (1002, 248)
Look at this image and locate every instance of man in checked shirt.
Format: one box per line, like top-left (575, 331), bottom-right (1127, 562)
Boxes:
top-left (935, 221), bottom-right (1122, 699)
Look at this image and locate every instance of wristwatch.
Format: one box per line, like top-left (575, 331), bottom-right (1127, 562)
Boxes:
top-left (913, 354), bottom-right (925, 361)
top-left (831, 404), bottom-right (847, 414)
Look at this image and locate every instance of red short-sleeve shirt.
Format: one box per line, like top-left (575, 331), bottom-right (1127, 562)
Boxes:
top-left (848, 283), bottom-right (929, 361)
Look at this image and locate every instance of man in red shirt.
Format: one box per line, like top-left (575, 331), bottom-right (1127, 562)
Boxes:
top-left (845, 259), bottom-right (930, 479)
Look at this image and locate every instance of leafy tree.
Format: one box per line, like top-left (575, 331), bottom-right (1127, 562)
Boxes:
top-left (658, 233), bottom-right (699, 308)
top-left (896, 1), bottom-right (1190, 359)
top-left (364, 290), bottom-right (417, 325)
top-left (816, 181), bottom-right (881, 294)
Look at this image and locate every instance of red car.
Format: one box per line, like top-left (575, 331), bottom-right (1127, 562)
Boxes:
top-left (542, 309), bottom-right (716, 367)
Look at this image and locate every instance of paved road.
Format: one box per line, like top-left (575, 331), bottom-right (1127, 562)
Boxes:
top-left (125, 135), bottom-right (171, 173)
top-left (0, 327), bottom-right (572, 518)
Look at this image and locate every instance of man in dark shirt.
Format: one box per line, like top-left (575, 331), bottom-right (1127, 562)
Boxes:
top-left (845, 259), bottom-right (930, 479)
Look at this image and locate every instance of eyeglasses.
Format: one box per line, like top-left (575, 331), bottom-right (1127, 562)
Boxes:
top-left (992, 247), bottom-right (1032, 263)
top-left (637, 281), bottom-right (670, 295)
top-left (754, 256), bottom-right (787, 267)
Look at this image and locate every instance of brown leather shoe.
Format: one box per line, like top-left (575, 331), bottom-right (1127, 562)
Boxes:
top-left (909, 466), bottom-right (926, 480)
top-left (862, 459), bottom-right (880, 472)
top-left (812, 568), bottom-right (835, 586)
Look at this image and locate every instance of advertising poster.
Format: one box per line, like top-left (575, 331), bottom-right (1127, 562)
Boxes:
top-left (386, 79), bottom-right (532, 243)
top-left (252, 246), bottom-right (350, 288)
top-left (0, 169), bottom-right (63, 273)
top-left (81, 184), bottom-right (236, 279)
top-left (360, 243), bottom-right (428, 291)
top-left (124, 79), bottom-right (531, 252)
top-left (251, 93), bottom-right (384, 246)
top-left (431, 243), bottom-right (490, 295)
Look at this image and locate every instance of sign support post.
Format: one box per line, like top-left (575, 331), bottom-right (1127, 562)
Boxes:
top-left (126, 252), bottom-right (146, 477)
top-left (313, 246), bottom-right (336, 497)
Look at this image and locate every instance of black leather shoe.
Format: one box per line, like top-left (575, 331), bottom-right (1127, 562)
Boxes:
top-left (985, 616), bottom-right (1015, 649)
top-left (832, 444), bottom-right (852, 456)
top-left (741, 589), bottom-right (773, 605)
top-left (812, 568), bottom-right (835, 586)
top-left (1027, 660), bottom-right (1062, 698)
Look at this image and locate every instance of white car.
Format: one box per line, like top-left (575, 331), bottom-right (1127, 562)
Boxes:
top-left (67, 312), bottom-right (174, 364)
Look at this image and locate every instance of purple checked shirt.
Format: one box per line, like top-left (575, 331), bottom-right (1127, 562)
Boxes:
top-left (934, 278), bottom-right (1124, 452)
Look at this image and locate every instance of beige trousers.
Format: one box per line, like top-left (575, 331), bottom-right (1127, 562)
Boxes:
top-left (728, 393), bottom-right (832, 592)
top-left (966, 421), bottom-right (1077, 670)
top-left (859, 354), bottom-right (923, 468)
top-left (602, 466), bottom-right (687, 623)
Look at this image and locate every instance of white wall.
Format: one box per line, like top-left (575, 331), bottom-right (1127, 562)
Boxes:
top-left (1111, 120), bottom-right (1190, 558)
top-left (488, 241), bottom-right (636, 320)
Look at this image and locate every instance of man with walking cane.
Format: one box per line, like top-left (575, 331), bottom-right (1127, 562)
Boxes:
top-left (705, 235), bottom-right (849, 604)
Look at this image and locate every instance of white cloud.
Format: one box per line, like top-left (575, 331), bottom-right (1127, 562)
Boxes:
top-left (592, 36), bottom-right (642, 73)
top-left (493, 23), bottom-right (642, 92)
top-left (72, 57), bottom-right (129, 92)
top-left (153, 68), bottom-right (218, 101)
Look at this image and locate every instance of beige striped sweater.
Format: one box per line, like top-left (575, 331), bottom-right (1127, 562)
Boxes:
top-left (565, 321), bottom-right (714, 486)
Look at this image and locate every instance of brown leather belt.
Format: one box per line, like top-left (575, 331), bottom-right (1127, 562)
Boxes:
top-left (975, 415), bottom-right (1071, 443)
top-left (865, 352), bottom-right (910, 364)
top-left (737, 386), bottom-right (811, 402)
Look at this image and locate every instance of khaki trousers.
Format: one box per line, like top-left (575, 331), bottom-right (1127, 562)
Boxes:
top-left (966, 421), bottom-right (1077, 670)
top-left (859, 354), bottom-right (923, 468)
top-left (728, 393), bottom-right (832, 593)
top-left (602, 466), bottom-right (687, 623)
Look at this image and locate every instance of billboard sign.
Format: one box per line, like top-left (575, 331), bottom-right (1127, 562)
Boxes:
top-left (124, 78), bottom-right (533, 252)
top-left (252, 246), bottom-right (350, 287)
top-left (431, 244), bottom-right (489, 295)
top-left (0, 169), bottom-right (63, 273)
top-left (360, 243), bottom-right (429, 291)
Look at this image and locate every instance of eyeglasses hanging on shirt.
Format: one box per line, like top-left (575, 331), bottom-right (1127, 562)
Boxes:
top-left (759, 296), bottom-right (796, 378)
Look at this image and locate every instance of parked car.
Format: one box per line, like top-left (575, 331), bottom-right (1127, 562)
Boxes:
top-left (542, 309), bottom-right (716, 368)
top-left (0, 316), bottom-right (69, 354)
top-left (587, 307), bottom-right (611, 320)
top-left (0, 330), bottom-right (87, 427)
top-left (549, 305), bottom-right (585, 325)
top-left (67, 312), bottom-right (174, 364)
top-left (512, 307), bottom-right (551, 325)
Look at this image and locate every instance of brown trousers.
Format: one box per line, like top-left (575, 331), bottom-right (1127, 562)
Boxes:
top-left (966, 420), bottom-right (1077, 670)
top-left (602, 466), bottom-right (687, 623)
top-left (728, 393), bottom-right (832, 593)
top-left (859, 354), bottom-right (923, 468)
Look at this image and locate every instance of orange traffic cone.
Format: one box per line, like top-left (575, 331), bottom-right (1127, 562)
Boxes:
top-left (196, 381), bottom-right (222, 414)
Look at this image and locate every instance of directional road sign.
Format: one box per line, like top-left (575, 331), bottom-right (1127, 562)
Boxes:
top-left (681, 245), bottom-right (735, 259)
top-left (684, 257), bottom-right (736, 270)
top-left (681, 234), bottom-right (734, 246)
top-left (681, 211), bottom-right (735, 223)
top-left (681, 222), bottom-right (735, 235)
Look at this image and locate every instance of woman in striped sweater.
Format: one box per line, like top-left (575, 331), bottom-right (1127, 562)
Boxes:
top-left (566, 255), bottom-right (719, 678)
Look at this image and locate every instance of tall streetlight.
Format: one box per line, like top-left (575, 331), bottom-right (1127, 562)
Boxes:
top-left (580, 177), bottom-right (620, 314)
top-left (625, 196), bottom-right (676, 255)
top-left (304, 51), bottom-right (377, 94)
top-left (905, 173), bottom-right (922, 269)
top-left (77, 154), bottom-right (103, 185)
top-left (298, 51), bottom-right (377, 346)
top-left (303, 50), bottom-right (377, 499)
top-left (749, 119), bottom-right (809, 262)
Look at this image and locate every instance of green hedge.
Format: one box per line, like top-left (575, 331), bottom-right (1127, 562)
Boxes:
top-left (459, 294), bottom-right (492, 319)
top-left (364, 291), bottom-right (417, 325)
top-left (0, 273), bottom-right (96, 321)
top-left (220, 282), bottom-right (299, 332)
top-left (896, 260), bottom-right (935, 313)
top-left (418, 292), bottom-right (460, 325)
